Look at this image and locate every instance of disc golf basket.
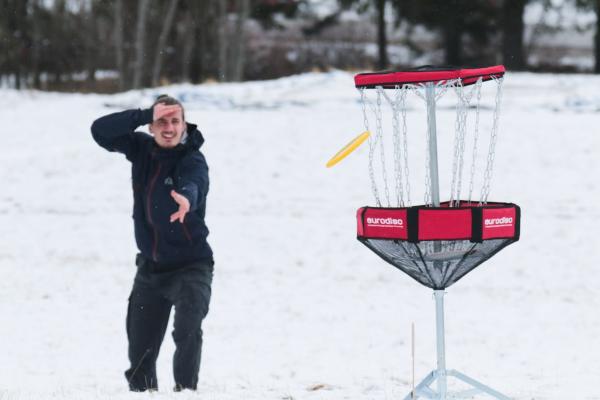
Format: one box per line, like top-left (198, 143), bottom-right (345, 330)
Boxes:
top-left (342, 66), bottom-right (520, 399)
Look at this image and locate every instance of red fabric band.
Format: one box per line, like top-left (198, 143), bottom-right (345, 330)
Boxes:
top-left (354, 65), bottom-right (506, 88)
top-left (357, 202), bottom-right (519, 242)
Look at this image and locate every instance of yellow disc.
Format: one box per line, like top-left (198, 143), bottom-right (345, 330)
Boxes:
top-left (326, 130), bottom-right (371, 168)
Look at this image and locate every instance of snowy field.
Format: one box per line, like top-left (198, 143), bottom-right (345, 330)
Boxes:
top-left (0, 70), bottom-right (599, 399)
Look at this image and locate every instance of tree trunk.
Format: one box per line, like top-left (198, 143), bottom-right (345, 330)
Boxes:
top-left (15, 71), bottom-right (22, 90)
top-left (217, 0), bottom-right (229, 81)
top-left (376, 0), bottom-right (388, 70)
top-left (151, 0), bottom-right (180, 86)
top-left (31, 0), bottom-right (42, 89)
top-left (444, 2), bottom-right (462, 66)
top-left (181, 9), bottom-right (195, 82)
top-left (229, 0), bottom-right (249, 81)
top-left (114, 0), bottom-right (126, 90)
top-left (595, 0), bottom-right (600, 73)
top-left (86, 5), bottom-right (97, 84)
top-left (502, 0), bottom-right (526, 70)
top-left (195, 0), bottom-right (221, 82)
top-left (191, 1), bottom-right (206, 83)
top-left (132, 0), bottom-right (150, 89)
top-left (11, 0), bottom-right (29, 89)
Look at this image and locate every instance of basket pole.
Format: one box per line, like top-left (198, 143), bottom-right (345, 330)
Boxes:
top-left (425, 83), bottom-right (440, 207)
top-left (427, 82), bottom-right (446, 398)
top-left (434, 290), bottom-right (448, 398)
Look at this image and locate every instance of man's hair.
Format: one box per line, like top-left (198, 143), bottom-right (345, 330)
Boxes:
top-left (152, 94), bottom-right (185, 121)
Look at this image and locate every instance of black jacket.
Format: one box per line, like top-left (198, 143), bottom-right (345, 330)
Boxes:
top-left (91, 108), bottom-right (213, 265)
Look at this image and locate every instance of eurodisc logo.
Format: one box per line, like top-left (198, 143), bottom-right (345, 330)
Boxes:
top-left (484, 216), bottom-right (513, 228)
top-left (367, 217), bottom-right (404, 228)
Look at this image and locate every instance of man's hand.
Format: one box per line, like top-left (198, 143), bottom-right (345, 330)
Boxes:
top-left (170, 190), bottom-right (190, 223)
top-left (153, 103), bottom-right (181, 122)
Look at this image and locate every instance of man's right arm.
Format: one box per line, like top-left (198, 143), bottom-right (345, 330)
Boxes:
top-left (91, 108), bottom-right (153, 160)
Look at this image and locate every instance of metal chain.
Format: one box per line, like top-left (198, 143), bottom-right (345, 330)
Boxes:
top-left (391, 86), bottom-right (405, 206)
top-left (450, 80), bottom-right (466, 207)
top-left (408, 84), bottom-right (426, 101)
top-left (360, 87), bottom-right (370, 132)
top-left (375, 86), bottom-right (391, 206)
top-left (434, 79), bottom-right (458, 101)
top-left (480, 76), bottom-right (504, 204)
top-left (449, 78), bottom-right (481, 207)
top-left (361, 88), bottom-right (381, 206)
top-left (454, 80), bottom-right (480, 206)
top-left (401, 86), bottom-right (411, 206)
top-left (454, 100), bottom-right (469, 206)
top-left (449, 82), bottom-right (463, 207)
top-left (467, 79), bottom-right (483, 203)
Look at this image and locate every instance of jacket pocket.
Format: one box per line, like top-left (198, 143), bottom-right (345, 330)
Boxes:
top-left (163, 221), bottom-right (193, 247)
top-left (182, 221), bottom-right (193, 245)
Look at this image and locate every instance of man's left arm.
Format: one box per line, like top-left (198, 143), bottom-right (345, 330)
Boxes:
top-left (170, 153), bottom-right (208, 223)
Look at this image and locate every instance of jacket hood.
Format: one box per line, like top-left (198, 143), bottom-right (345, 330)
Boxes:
top-left (184, 122), bottom-right (204, 150)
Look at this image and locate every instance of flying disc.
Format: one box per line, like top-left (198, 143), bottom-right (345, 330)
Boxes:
top-left (326, 131), bottom-right (371, 168)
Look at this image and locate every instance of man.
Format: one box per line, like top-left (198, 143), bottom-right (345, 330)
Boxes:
top-left (91, 95), bottom-right (213, 392)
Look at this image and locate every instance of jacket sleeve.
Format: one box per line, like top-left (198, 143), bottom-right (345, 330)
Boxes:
top-left (91, 108), bottom-right (153, 161)
top-left (176, 153), bottom-right (209, 212)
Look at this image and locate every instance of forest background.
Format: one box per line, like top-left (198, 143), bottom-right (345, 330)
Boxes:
top-left (1, 0), bottom-right (599, 93)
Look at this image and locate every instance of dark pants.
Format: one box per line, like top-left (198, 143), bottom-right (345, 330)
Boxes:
top-left (125, 255), bottom-right (213, 392)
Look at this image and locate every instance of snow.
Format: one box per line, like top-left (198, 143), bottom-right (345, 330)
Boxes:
top-left (1, 70), bottom-right (599, 399)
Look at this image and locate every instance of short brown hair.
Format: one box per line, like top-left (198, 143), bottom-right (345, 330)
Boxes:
top-left (152, 94), bottom-right (185, 121)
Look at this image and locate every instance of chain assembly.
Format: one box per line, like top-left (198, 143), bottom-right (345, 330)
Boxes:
top-left (450, 78), bottom-right (482, 207)
top-left (356, 73), bottom-right (504, 209)
top-left (360, 88), bottom-right (381, 206)
top-left (480, 76), bottom-right (504, 204)
top-left (375, 86), bottom-right (391, 206)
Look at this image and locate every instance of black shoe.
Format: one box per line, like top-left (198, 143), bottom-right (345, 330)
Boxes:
top-left (174, 384), bottom-right (184, 392)
top-left (130, 387), bottom-right (158, 392)
top-left (174, 383), bottom-right (195, 392)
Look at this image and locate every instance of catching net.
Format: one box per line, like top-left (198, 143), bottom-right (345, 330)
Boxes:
top-left (357, 202), bottom-right (519, 290)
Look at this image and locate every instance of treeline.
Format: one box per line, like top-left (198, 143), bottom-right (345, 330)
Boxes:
top-left (1, 0), bottom-right (600, 92)
top-left (361, 0), bottom-right (600, 71)
top-left (0, 0), bottom-right (262, 91)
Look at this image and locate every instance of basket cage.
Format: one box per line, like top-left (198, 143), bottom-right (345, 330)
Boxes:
top-left (350, 65), bottom-right (519, 400)
top-left (353, 66), bottom-right (520, 288)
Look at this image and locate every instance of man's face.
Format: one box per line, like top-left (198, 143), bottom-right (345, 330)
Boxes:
top-left (149, 106), bottom-right (185, 148)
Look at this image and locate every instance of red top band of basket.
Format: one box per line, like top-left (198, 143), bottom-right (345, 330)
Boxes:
top-left (354, 65), bottom-right (505, 88)
top-left (357, 202), bottom-right (520, 242)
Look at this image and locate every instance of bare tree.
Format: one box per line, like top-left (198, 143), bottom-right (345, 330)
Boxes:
top-left (443, 2), bottom-right (463, 65)
top-left (31, 0), bottom-right (43, 88)
top-left (229, 0), bottom-right (250, 81)
top-left (217, 0), bottom-right (228, 81)
top-left (376, 0), bottom-right (388, 70)
top-left (84, 2), bottom-right (97, 84)
top-left (180, 7), bottom-right (195, 82)
top-left (132, 0), bottom-right (150, 89)
top-left (4, 0), bottom-right (30, 89)
top-left (595, 0), bottom-right (600, 73)
top-left (152, 0), bottom-right (180, 86)
top-left (502, 0), bottom-right (527, 70)
top-left (114, 0), bottom-right (126, 90)
top-left (198, 0), bottom-right (222, 82)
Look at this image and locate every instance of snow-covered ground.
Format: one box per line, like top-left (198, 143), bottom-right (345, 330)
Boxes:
top-left (0, 70), bottom-right (599, 399)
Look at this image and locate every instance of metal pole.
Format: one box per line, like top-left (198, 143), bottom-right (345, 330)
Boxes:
top-left (434, 290), bottom-right (447, 398)
top-left (425, 84), bottom-right (440, 207)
